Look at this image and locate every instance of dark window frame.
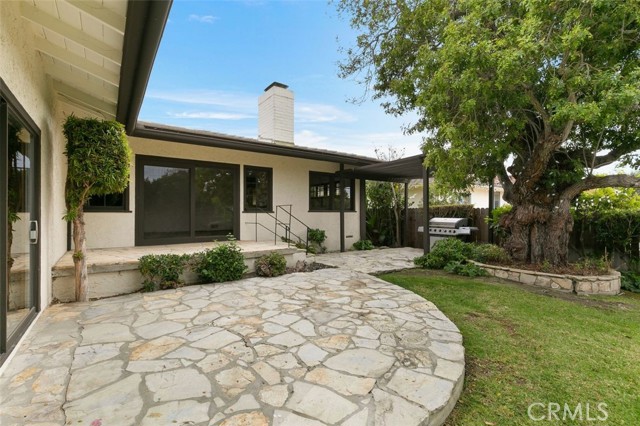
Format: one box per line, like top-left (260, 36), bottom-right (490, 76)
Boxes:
top-left (84, 187), bottom-right (130, 212)
top-left (243, 165), bottom-right (273, 212)
top-left (0, 78), bottom-right (41, 366)
top-left (135, 155), bottom-right (240, 246)
top-left (309, 171), bottom-right (355, 212)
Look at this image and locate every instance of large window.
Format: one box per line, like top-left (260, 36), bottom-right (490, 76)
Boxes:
top-left (136, 156), bottom-right (239, 245)
top-left (309, 171), bottom-right (355, 211)
top-left (244, 166), bottom-right (272, 212)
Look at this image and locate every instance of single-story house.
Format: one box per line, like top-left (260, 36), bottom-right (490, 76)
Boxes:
top-left (3, 0), bottom-right (425, 365)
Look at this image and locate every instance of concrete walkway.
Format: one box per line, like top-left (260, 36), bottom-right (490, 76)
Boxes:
top-left (0, 249), bottom-right (464, 426)
top-left (314, 248), bottom-right (423, 274)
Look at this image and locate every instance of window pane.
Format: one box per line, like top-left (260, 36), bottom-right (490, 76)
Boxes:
top-left (196, 167), bottom-right (234, 237)
top-left (245, 168), bottom-right (271, 210)
top-left (143, 166), bottom-right (190, 239)
top-left (310, 173), bottom-right (332, 210)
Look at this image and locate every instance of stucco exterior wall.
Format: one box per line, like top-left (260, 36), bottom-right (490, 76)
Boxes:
top-left (84, 136), bottom-right (363, 252)
top-left (1, 0), bottom-right (70, 310)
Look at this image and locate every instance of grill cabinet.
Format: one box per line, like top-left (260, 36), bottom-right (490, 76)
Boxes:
top-left (418, 217), bottom-right (477, 249)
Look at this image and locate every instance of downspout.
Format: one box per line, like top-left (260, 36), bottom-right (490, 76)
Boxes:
top-left (339, 163), bottom-right (345, 252)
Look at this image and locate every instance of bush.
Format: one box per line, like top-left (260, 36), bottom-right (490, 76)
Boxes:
top-left (194, 242), bottom-right (247, 283)
top-left (414, 238), bottom-right (473, 269)
top-left (308, 228), bottom-right (327, 253)
top-left (444, 261), bottom-right (488, 277)
top-left (255, 252), bottom-right (287, 277)
top-left (353, 240), bottom-right (374, 250)
top-left (470, 244), bottom-right (510, 263)
top-left (621, 271), bottom-right (640, 293)
top-left (486, 204), bottom-right (512, 239)
top-left (139, 254), bottom-right (189, 292)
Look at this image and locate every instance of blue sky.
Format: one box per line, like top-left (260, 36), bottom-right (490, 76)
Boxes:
top-left (138, 0), bottom-right (422, 158)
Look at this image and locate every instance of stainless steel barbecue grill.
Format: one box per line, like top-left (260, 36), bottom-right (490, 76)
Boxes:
top-left (418, 217), bottom-right (478, 249)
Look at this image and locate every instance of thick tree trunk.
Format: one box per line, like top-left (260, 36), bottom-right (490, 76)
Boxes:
top-left (501, 202), bottom-right (573, 265)
top-left (73, 212), bottom-right (88, 302)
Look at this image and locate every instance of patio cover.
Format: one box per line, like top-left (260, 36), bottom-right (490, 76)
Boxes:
top-left (338, 155), bottom-right (433, 254)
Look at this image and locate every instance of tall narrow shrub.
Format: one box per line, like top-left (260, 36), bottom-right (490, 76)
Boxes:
top-left (63, 116), bottom-right (131, 301)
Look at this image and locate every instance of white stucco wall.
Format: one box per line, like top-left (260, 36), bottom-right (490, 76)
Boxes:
top-left (84, 136), bottom-right (363, 252)
top-left (1, 0), bottom-right (71, 310)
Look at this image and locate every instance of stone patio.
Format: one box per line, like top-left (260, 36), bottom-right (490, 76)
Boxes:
top-left (0, 249), bottom-right (464, 426)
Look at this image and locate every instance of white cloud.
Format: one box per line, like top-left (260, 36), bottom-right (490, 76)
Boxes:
top-left (295, 130), bottom-right (329, 146)
top-left (148, 90), bottom-right (255, 110)
top-left (296, 103), bottom-right (356, 123)
top-left (188, 14), bottom-right (218, 24)
top-left (169, 111), bottom-right (254, 120)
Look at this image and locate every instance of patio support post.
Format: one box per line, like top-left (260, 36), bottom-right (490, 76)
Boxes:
top-left (359, 178), bottom-right (366, 241)
top-left (403, 180), bottom-right (409, 246)
top-left (339, 163), bottom-right (345, 252)
top-left (488, 179), bottom-right (495, 244)
top-left (423, 167), bottom-right (430, 254)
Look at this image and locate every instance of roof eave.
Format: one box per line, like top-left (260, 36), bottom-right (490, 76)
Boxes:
top-left (116, 0), bottom-right (173, 134)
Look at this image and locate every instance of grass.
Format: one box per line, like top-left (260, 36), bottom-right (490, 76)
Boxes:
top-left (379, 270), bottom-right (640, 425)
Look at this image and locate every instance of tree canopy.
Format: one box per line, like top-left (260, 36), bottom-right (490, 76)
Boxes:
top-left (338, 0), bottom-right (640, 263)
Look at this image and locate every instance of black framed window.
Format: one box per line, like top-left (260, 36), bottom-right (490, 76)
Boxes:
top-left (84, 187), bottom-right (129, 212)
top-left (244, 166), bottom-right (272, 212)
top-left (135, 155), bottom-right (239, 246)
top-left (309, 171), bottom-right (355, 211)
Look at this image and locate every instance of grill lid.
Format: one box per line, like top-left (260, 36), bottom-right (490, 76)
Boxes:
top-left (428, 217), bottom-right (468, 229)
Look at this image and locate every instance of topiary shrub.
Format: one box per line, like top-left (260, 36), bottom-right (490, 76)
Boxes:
top-left (353, 239), bottom-right (374, 250)
top-left (470, 244), bottom-right (510, 263)
top-left (63, 115), bottom-right (131, 301)
top-left (139, 254), bottom-right (189, 292)
top-left (194, 242), bottom-right (247, 283)
top-left (255, 252), bottom-right (287, 277)
top-left (414, 238), bottom-right (473, 269)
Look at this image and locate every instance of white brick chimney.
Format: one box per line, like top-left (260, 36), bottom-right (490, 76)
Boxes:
top-left (258, 82), bottom-right (294, 145)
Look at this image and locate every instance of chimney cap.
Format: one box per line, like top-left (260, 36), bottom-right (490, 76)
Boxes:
top-left (264, 82), bottom-right (289, 92)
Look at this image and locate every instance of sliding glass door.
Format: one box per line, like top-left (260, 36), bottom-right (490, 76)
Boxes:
top-left (136, 156), bottom-right (239, 245)
top-left (1, 81), bottom-right (40, 366)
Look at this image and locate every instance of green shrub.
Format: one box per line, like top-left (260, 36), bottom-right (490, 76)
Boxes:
top-left (308, 228), bottom-right (327, 253)
top-left (621, 271), bottom-right (640, 293)
top-left (138, 254), bottom-right (189, 292)
top-left (574, 256), bottom-right (611, 275)
top-left (486, 204), bottom-right (512, 239)
top-left (255, 252), bottom-right (287, 277)
top-left (353, 240), bottom-right (374, 250)
top-left (470, 244), bottom-right (510, 263)
top-left (194, 242), bottom-right (247, 283)
top-left (308, 228), bottom-right (327, 245)
top-left (414, 238), bottom-right (473, 269)
top-left (444, 261), bottom-right (488, 277)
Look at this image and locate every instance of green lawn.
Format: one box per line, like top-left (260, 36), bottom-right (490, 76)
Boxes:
top-left (379, 270), bottom-right (640, 425)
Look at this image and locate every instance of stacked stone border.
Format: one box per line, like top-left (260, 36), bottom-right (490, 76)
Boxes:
top-left (470, 261), bottom-right (621, 295)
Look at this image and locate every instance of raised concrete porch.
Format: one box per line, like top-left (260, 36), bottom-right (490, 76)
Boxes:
top-left (52, 241), bottom-right (307, 302)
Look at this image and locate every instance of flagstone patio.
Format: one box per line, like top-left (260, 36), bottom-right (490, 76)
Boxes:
top-left (0, 249), bottom-right (464, 426)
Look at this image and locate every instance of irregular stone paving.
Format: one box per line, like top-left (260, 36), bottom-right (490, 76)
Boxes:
top-left (314, 247), bottom-right (423, 274)
top-left (0, 259), bottom-right (463, 426)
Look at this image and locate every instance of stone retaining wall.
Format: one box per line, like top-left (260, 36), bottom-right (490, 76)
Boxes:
top-left (470, 261), bottom-right (621, 295)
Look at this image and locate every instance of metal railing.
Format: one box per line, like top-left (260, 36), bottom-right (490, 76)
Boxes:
top-left (245, 205), bottom-right (312, 253)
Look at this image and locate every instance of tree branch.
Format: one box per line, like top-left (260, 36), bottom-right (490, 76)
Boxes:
top-left (561, 174), bottom-right (640, 201)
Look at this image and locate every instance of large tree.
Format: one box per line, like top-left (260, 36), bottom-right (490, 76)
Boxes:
top-left (338, 0), bottom-right (640, 264)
